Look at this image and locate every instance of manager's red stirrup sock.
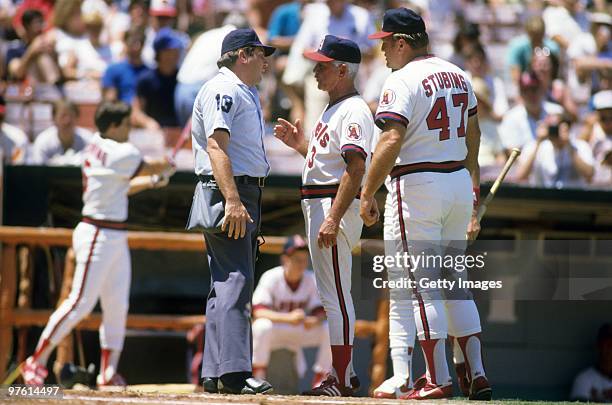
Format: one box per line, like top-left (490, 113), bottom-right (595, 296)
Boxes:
top-left (331, 345), bottom-right (352, 388)
top-left (457, 333), bottom-right (491, 400)
top-left (457, 333), bottom-right (485, 380)
top-left (419, 338), bottom-right (450, 386)
top-left (450, 335), bottom-right (470, 396)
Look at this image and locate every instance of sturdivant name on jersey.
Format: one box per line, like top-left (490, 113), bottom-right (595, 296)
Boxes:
top-left (85, 143), bottom-right (108, 166)
top-left (421, 72), bottom-right (468, 97)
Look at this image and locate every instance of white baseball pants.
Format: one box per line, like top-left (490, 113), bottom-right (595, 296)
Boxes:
top-left (252, 318), bottom-right (332, 376)
top-left (301, 198), bottom-right (362, 347)
top-left (39, 222), bottom-right (131, 351)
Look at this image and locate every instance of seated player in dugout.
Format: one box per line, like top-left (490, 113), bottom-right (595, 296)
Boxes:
top-left (252, 235), bottom-right (332, 388)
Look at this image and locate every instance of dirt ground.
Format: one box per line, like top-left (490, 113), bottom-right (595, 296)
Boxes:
top-left (1, 384), bottom-right (468, 405)
top-left (3, 384), bottom-right (578, 405)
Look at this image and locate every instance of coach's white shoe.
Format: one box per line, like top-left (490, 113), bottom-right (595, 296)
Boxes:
top-left (22, 357), bottom-right (48, 386)
top-left (372, 375), bottom-right (411, 399)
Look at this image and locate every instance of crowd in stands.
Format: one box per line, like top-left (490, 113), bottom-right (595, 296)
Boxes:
top-left (0, 0), bottom-right (610, 189)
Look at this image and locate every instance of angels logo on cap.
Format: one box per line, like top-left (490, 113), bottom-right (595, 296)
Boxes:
top-left (347, 123), bottom-right (362, 140)
top-left (380, 89), bottom-right (396, 107)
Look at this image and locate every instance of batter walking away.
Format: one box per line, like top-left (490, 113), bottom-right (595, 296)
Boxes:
top-left (22, 101), bottom-right (174, 388)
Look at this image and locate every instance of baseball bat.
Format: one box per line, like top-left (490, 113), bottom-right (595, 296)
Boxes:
top-left (169, 120), bottom-right (192, 162)
top-left (476, 148), bottom-right (521, 221)
top-left (2, 362), bottom-right (24, 385)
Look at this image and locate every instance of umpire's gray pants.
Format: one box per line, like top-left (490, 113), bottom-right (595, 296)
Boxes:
top-left (201, 183), bottom-right (262, 378)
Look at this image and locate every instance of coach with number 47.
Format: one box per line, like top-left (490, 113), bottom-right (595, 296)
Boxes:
top-left (187, 28), bottom-right (275, 395)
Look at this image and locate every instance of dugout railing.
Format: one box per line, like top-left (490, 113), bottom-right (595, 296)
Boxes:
top-left (0, 226), bottom-right (386, 392)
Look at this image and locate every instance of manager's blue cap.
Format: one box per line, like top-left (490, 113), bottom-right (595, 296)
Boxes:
top-left (369, 8), bottom-right (426, 39)
top-left (303, 35), bottom-right (361, 64)
top-left (221, 28), bottom-right (276, 57)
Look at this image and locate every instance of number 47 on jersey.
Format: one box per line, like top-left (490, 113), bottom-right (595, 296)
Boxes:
top-left (426, 92), bottom-right (469, 141)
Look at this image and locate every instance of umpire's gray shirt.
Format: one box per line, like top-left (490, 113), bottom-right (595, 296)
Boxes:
top-left (191, 67), bottom-right (270, 177)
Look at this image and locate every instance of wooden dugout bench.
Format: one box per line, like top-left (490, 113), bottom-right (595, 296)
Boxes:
top-left (0, 226), bottom-right (388, 392)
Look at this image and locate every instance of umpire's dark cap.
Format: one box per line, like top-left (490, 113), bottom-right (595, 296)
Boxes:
top-left (368, 8), bottom-right (426, 39)
top-left (304, 35), bottom-right (361, 64)
top-left (221, 28), bottom-right (276, 57)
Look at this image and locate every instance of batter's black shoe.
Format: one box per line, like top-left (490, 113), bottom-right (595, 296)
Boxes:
top-left (350, 374), bottom-right (361, 392)
top-left (202, 377), bottom-right (219, 393)
top-left (220, 377), bottom-right (273, 395)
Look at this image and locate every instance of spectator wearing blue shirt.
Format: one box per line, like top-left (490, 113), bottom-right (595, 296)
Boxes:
top-left (267, 1), bottom-right (304, 55)
top-left (102, 27), bottom-right (150, 103)
top-left (506, 15), bottom-right (560, 85)
top-left (132, 27), bottom-right (182, 130)
top-left (266, 0), bottom-right (308, 121)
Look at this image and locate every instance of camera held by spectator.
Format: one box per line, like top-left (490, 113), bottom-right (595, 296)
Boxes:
top-left (516, 114), bottom-right (595, 188)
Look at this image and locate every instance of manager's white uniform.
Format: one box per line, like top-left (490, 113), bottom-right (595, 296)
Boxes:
top-left (300, 93), bottom-right (373, 387)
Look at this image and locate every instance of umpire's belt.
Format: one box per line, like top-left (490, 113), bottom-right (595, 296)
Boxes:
top-left (82, 217), bottom-right (128, 230)
top-left (198, 175), bottom-right (265, 187)
top-left (300, 184), bottom-right (360, 200)
top-left (390, 160), bottom-right (465, 179)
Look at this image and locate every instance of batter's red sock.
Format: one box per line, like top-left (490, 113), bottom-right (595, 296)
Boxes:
top-left (457, 333), bottom-right (485, 379)
top-left (99, 348), bottom-right (121, 382)
top-left (420, 338), bottom-right (450, 386)
top-left (32, 339), bottom-right (52, 366)
top-left (331, 345), bottom-right (352, 387)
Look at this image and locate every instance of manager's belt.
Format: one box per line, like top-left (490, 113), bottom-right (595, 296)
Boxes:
top-left (300, 184), bottom-right (360, 200)
top-left (82, 216), bottom-right (128, 230)
top-left (199, 175), bottom-right (265, 187)
top-left (390, 160), bottom-right (465, 179)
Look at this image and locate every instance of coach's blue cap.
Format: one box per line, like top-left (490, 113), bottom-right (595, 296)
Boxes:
top-left (369, 8), bottom-right (426, 39)
top-left (304, 35), bottom-right (361, 64)
top-left (283, 235), bottom-right (308, 255)
top-left (153, 28), bottom-right (183, 52)
top-left (221, 28), bottom-right (276, 57)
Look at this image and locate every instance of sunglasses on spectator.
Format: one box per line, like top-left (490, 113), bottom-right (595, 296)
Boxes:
top-left (534, 46), bottom-right (551, 57)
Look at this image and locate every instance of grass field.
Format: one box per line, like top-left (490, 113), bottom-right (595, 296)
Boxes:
top-left (3, 384), bottom-right (580, 405)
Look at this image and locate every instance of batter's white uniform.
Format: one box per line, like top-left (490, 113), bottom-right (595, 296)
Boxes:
top-left (375, 55), bottom-right (482, 361)
top-left (300, 93), bottom-right (373, 386)
top-left (252, 266), bottom-right (332, 376)
top-left (39, 133), bottom-right (142, 353)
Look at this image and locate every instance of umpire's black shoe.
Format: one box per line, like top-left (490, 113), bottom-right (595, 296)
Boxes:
top-left (220, 377), bottom-right (273, 395)
top-left (202, 377), bottom-right (219, 393)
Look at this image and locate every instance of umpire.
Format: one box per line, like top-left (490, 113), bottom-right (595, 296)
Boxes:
top-left (188, 28), bottom-right (275, 394)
